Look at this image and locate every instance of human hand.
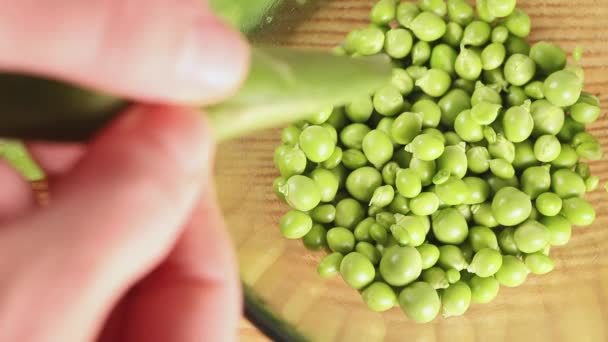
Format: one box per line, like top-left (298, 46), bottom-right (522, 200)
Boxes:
top-left (0, 0), bottom-right (249, 341)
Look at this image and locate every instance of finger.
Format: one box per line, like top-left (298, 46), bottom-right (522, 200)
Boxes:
top-left (119, 186), bottom-right (241, 342)
top-left (0, 160), bottom-right (35, 221)
top-left (0, 104), bottom-right (212, 342)
top-left (0, 0), bottom-right (249, 105)
top-left (26, 143), bottom-right (86, 177)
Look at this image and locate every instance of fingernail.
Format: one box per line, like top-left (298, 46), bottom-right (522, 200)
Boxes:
top-left (175, 18), bottom-right (250, 103)
top-left (111, 105), bottom-right (211, 176)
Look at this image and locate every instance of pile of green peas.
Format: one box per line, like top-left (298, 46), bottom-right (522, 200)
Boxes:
top-left (273, 0), bottom-right (603, 323)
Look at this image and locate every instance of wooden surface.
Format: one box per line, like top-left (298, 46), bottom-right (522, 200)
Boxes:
top-left (222, 1), bottom-right (608, 341)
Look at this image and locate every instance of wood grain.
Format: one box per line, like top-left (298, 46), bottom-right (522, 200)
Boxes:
top-left (224, 1), bottom-right (608, 341)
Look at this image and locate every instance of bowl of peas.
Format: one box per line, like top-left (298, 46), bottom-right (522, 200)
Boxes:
top-left (215, 0), bottom-right (608, 340)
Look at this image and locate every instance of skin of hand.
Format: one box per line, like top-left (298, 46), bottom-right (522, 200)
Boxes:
top-left (0, 1), bottom-right (250, 342)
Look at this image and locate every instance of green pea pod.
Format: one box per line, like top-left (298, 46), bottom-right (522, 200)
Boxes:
top-left (0, 47), bottom-right (391, 142)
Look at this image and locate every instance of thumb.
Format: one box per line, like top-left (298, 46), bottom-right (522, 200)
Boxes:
top-left (0, 104), bottom-right (212, 342)
top-left (0, 0), bottom-right (249, 104)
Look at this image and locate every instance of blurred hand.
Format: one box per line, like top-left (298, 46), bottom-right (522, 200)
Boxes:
top-left (0, 0), bottom-right (249, 341)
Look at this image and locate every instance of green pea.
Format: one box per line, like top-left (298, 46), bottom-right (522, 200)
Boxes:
top-left (469, 275), bottom-right (500, 304)
top-left (417, 243), bottom-right (441, 270)
top-left (470, 101), bottom-right (501, 125)
top-left (504, 85), bottom-right (528, 107)
top-left (406, 65), bottom-right (429, 80)
top-left (467, 248), bottom-right (502, 277)
top-left (419, 0), bottom-right (446, 15)
top-left (395, 168), bottom-right (423, 199)
top-left (442, 281), bottom-right (471, 318)
top-left (407, 133), bottom-right (446, 161)
top-left (409, 157), bottom-right (437, 186)
top-left (502, 105), bottom-right (534, 143)
top-left (345, 97), bottom-right (373, 123)
top-left (447, 268), bottom-right (462, 284)
top-left (391, 112), bottom-right (422, 144)
top-left (468, 224), bottom-right (497, 250)
top-left (345, 166), bottom-right (383, 202)
top-left (577, 141), bottom-right (604, 160)
top-left (422, 267), bottom-right (450, 289)
top-left (523, 81), bottom-right (544, 100)
top-left (437, 144), bottom-right (468, 178)
top-left (503, 7), bottom-right (530, 37)
top-left (370, 222), bottom-right (388, 245)
top-left (497, 227), bottom-right (518, 255)
top-left (574, 160), bottom-right (592, 178)
top-left (390, 69), bottom-right (414, 96)
top-left (280, 175), bottom-right (321, 211)
top-left (488, 135), bottom-right (515, 163)
top-left (399, 282), bottom-right (441, 323)
top-left (367, 186), bottom-right (394, 210)
top-left (390, 220), bottom-right (426, 247)
top-left (274, 144), bottom-right (290, 167)
top-left (380, 246), bottom-right (422, 286)
top-left (301, 223), bottom-right (327, 250)
top-left (327, 227), bottom-right (356, 254)
top-left (551, 169), bottom-right (587, 200)
top-left (443, 131), bottom-right (463, 146)
top-left (429, 44), bottom-right (458, 77)
top-left (370, 0), bottom-right (397, 25)
top-left (520, 165), bottom-right (550, 199)
top-left (431, 208), bottom-right (468, 245)
top-left (528, 100), bottom-right (565, 137)
top-left (435, 176), bottom-right (469, 207)
top-left (277, 146), bottom-right (307, 178)
top-left (455, 48), bottom-right (482, 80)
top-left (438, 88), bottom-right (472, 126)
top-left (279, 210), bottom-right (313, 239)
top-left (354, 25), bottom-right (385, 55)
top-left (317, 252), bottom-right (344, 278)
top-left (462, 20), bottom-right (491, 46)
top-left (310, 204), bottom-right (335, 224)
top-left (341, 150), bottom-right (367, 173)
top-left (272, 176), bottom-right (288, 203)
top-left (482, 67), bottom-right (509, 90)
top-left (466, 146), bottom-right (490, 174)
top-left (411, 40), bottom-right (431, 66)
top-left (443, 22), bottom-right (464, 47)
top-left (586, 176), bottom-right (600, 192)
top-left (454, 110), bottom-right (483, 142)
top-left (320, 148), bottom-right (342, 170)
top-left (333, 198), bottom-right (364, 231)
top-left (462, 177), bottom-right (489, 205)
top-left (361, 281), bottom-right (397, 312)
top-left (479, 43), bottom-right (506, 71)
top-left (438, 245), bottom-right (468, 271)
top-left (488, 158), bottom-right (514, 179)
top-left (353, 217), bottom-right (374, 242)
top-left (472, 83), bottom-right (502, 107)
top-left (495, 255), bottom-right (529, 287)
top-left (396, 2), bottom-right (420, 27)
top-left (362, 130), bottom-right (394, 169)
top-left (411, 100), bottom-right (441, 129)
top-left (326, 106), bottom-right (348, 130)
top-left (544, 70), bottom-right (583, 107)
top-left (571, 102), bottom-right (600, 125)
top-left (505, 34), bottom-right (530, 55)
top-left (378, 162), bottom-right (397, 186)
top-left (533, 134), bottom-right (561, 163)
top-left (487, 173), bottom-right (519, 194)
top-left (355, 242), bottom-right (382, 266)
top-left (561, 197), bottom-right (596, 226)
top-left (475, 0), bottom-right (496, 22)
top-left (492, 187), bottom-right (532, 226)
top-left (340, 252), bottom-right (376, 289)
top-left (529, 41), bottom-right (567, 76)
top-left (504, 54), bottom-right (536, 86)
top-left (281, 125), bottom-right (302, 146)
top-left (447, 0), bottom-right (474, 25)
top-left (330, 164), bottom-right (347, 189)
top-left (340, 123), bottom-right (370, 150)
top-left (489, 24), bottom-right (507, 42)
top-left (407, 192), bottom-right (439, 216)
top-left (471, 203), bottom-right (498, 228)
top-left (416, 68), bottom-right (452, 98)
top-left (578, 91), bottom-right (600, 106)
top-left (389, 194), bottom-right (411, 215)
top-left (524, 253), bottom-right (555, 275)
top-left (409, 11), bottom-right (446, 42)
top-left (535, 192), bottom-right (563, 217)
top-left (512, 141), bottom-right (537, 170)
top-left (373, 84), bottom-right (404, 116)
top-left (384, 28), bottom-right (414, 59)
top-left (310, 168), bottom-right (339, 203)
top-left (540, 215), bottom-right (572, 246)
top-left (514, 220), bottom-right (550, 254)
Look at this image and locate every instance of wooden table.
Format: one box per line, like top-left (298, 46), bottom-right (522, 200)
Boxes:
top-left (230, 0), bottom-right (608, 341)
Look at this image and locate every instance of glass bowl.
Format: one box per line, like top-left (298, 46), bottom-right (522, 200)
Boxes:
top-left (215, 1), bottom-right (608, 340)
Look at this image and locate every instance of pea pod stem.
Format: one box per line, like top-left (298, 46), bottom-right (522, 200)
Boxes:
top-left (0, 46), bottom-right (391, 142)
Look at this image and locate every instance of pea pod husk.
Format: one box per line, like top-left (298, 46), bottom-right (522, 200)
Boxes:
top-left (0, 46), bottom-right (391, 142)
